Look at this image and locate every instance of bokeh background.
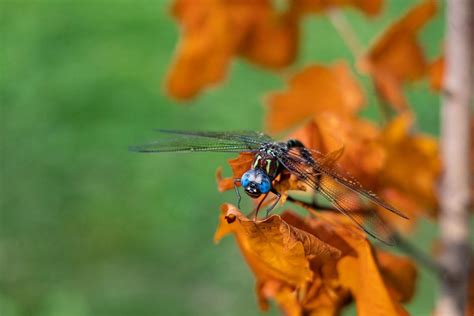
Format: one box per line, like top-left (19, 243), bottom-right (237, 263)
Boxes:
top-left (1, 1), bottom-right (450, 315)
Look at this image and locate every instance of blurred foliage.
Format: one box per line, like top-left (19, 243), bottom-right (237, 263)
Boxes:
top-left (0, 0), bottom-right (450, 315)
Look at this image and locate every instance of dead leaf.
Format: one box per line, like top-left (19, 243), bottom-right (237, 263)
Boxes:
top-left (379, 113), bottom-right (441, 218)
top-left (360, 0), bottom-right (438, 110)
top-left (167, 0), bottom-right (247, 99)
top-left (215, 204), bottom-right (341, 287)
top-left (284, 113), bottom-right (440, 229)
top-left (283, 211), bottom-right (414, 315)
top-left (287, 114), bottom-right (385, 187)
top-left (337, 236), bottom-right (409, 316)
top-left (167, 0), bottom-right (299, 99)
top-left (258, 280), bottom-right (302, 315)
top-left (217, 208), bottom-right (416, 315)
top-left (266, 62), bottom-right (365, 133)
top-left (375, 250), bottom-right (417, 302)
top-left (216, 152), bottom-right (254, 191)
top-left (239, 11), bottom-right (299, 68)
top-left (428, 56), bottom-right (444, 91)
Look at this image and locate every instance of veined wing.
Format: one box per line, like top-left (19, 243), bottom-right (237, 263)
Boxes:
top-left (154, 130), bottom-right (273, 144)
top-left (129, 130), bottom-right (272, 153)
top-left (279, 147), bottom-right (408, 245)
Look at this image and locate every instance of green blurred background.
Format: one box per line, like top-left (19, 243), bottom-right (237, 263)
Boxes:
top-left (1, 1), bottom-right (449, 315)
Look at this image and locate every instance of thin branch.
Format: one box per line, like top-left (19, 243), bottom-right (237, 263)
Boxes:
top-left (371, 84), bottom-right (393, 124)
top-left (436, 0), bottom-right (473, 315)
top-left (391, 233), bottom-right (444, 276)
top-left (327, 9), bottom-right (365, 58)
top-left (327, 10), bottom-right (393, 124)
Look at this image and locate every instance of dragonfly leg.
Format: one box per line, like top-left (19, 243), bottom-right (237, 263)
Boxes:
top-left (265, 189), bottom-right (281, 218)
top-left (233, 178), bottom-right (242, 209)
top-left (252, 192), bottom-right (269, 221)
top-left (312, 192), bottom-right (318, 206)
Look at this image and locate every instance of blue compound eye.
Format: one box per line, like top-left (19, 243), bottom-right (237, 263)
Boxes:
top-left (258, 178), bottom-right (271, 194)
top-left (240, 171), bottom-right (251, 188)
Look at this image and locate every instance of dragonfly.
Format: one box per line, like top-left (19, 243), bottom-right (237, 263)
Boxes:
top-left (130, 130), bottom-right (408, 245)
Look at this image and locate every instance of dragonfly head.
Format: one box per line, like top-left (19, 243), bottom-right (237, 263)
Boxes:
top-left (241, 169), bottom-right (271, 198)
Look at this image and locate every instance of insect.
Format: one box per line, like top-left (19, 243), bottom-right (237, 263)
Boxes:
top-left (130, 130), bottom-right (408, 245)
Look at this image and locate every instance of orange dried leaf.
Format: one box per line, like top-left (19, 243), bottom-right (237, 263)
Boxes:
top-left (267, 63), bottom-right (365, 133)
top-left (240, 12), bottom-right (299, 68)
top-left (428, 56), bottom-right (444, 91)
top-left (337, 237), bottom-right (409, 316)
top-left (167, 0), bottom-right (299, 99)
top-left (167, 0), bottom-right (269, 99)
top-left (281, 212), bottom-right (415, 315)
top-left (375, 250), bottom-right (417, 302)
top-left (272, 171), bottom-right (308, 207)
top-left (218, 208), bottom-right (417, 314)
top-left (216, 152), bottom-right (254, 192)
top-left (215, 204), bottom-right (341, 288)
top-left (360, 0), bottom-right (437, 110)
top-left (281, 211), bottom-right (360, 256)
top-left (167, 0), bottom-right (244, 99)
top-left (286, 113), bottom-right (440, 227)
top-left (258, 280), bottom-right (302, 315)
top-left (288, 120), bottom-right (328, 153)
top-left (379, 113), bottom-right (441, 218)
top-left (288, 114), bottom-right (385, 186)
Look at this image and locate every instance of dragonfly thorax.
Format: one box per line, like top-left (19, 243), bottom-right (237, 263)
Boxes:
top-left (241, 169), bottom-right (271, 198)
top-left (252, 152), bottom-right (281, 179)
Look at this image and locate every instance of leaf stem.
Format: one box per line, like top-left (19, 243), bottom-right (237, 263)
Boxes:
top-left (327, 9), bottom-right (393, 124)
top-left (327, 9), bottom-right (364, 58)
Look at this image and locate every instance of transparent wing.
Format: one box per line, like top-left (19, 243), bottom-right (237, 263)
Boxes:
top-left (303, 149), bottom-right (407, 218)
top-left (129, 130), bottom-right (272, 153)
top-left (154, 130), bottom-right (273, 143)
top-left (279, 147), bottom-right (408, 245)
